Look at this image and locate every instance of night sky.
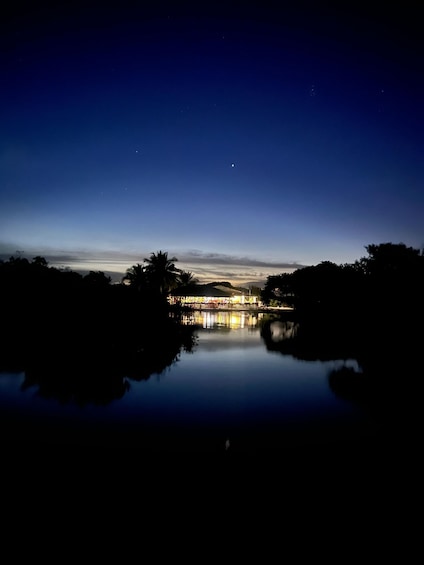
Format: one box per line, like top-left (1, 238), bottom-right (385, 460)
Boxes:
top-left (1, 1), bottom-right (423, 285)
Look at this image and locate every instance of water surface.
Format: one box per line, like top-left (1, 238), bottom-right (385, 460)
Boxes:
top-left (0, 311), bottom-right (383, 454)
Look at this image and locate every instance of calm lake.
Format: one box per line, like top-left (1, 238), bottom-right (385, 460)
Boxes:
top-left (0, 310), bottom-right (386, 456)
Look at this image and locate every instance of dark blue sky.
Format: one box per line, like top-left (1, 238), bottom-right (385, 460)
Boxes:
top-left (1, 1), bottom-right (423, 284)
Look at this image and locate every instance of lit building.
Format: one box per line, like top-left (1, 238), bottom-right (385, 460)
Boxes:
top-left (169, 283), bottom-right (261, 309)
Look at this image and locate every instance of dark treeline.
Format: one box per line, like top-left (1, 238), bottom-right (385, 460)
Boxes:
top-left (2, 242), bottom-right (423, 412)
top-left (0, 253), bottom-right (197, 405)
top-left (261, 242), bottom-right (424, 316)
top-left (260, 243), bottom-right (424, 428)
top-left (261, 242), bottom-right (424, 357)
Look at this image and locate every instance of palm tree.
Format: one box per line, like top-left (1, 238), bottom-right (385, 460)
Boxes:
top-left (178, 270), bottom-right (199, 287)
top-left (144, 251), bottom-right (181, 296)
top-left (122, 263), bottom-right (148, 292)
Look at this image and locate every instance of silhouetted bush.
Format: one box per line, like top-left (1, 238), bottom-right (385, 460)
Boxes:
top-left (0, 256), bottom-right (197, 405)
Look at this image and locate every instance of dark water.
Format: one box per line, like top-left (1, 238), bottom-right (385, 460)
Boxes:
top-left (0, 311), bottom-right (388, 457)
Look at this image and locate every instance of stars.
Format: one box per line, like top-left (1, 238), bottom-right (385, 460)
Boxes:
top-left (231, 162), bottom-right (235, 168)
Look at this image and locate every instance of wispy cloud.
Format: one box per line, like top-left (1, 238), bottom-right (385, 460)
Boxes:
top-left (170, 250), bottom-right (306, 285)
top-left (177, 250), bottom-right (306, 270)
top-left (0, 242), bottom-right (306, 285)
top-left (0, 244), bottom-right (141, 266)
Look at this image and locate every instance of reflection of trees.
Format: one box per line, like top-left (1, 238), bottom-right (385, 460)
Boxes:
top-left (261, 311), bottom-right (422, 439)
top-left (268, 320), bottom-right (298, 341)
top-left (328, 366), bottom-right (375, 407)
top-left (22, 364), bottom-right (131, 407)
top-left (0, 255), bottom-right (197, 406)
top-left (327, 351), bottom-right (422, 449)
top-left (124, 322), bottom-right (197, 382)
top-left (13, 321), bottom-right (197, 406)
top-left (259, 241), bottom-right (424, 435)
top-left (260, 314), bottom-right (360, 362)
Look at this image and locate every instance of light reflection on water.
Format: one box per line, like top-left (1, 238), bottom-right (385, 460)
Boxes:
top-left (0, 311), bottom-right (376, 452)
top-left (181, 309), bottom-right (261, 330)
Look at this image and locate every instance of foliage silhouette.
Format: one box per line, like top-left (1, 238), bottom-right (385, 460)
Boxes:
top-left (122, 263), bottom-right (149, 292)
top-left (262, 242), bottom-right (424, 322)
top-left (2, 243), bottom-right (423, 444)
top-left (178, 270), bottom-right (199, 287)
top-left (122, 251), bottom-right (181, 300)
top-left (260, 243), bottom-right (424, 444)
top-left (83, 270), bottom-right (112, 287)
top-left (0, 255), bottom-right (197, 406)
top-left (143, 250), bottom-right (180, 296)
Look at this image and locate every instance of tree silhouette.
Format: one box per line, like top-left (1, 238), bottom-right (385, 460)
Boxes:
top-left (354, 242), bottom-right (424, 315)
top-left (32, 256), bottom-right (48, 268)
top-left (84, 271), bottom-right (111, 287)
top-left (122, 263), bottom-right (148, 292)
top-left (261, 273), bottom-right (295, 307)
top-left (144, 250), bottom-right (181, 296)
top-left (178, 270), bottom-right (199, 287)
